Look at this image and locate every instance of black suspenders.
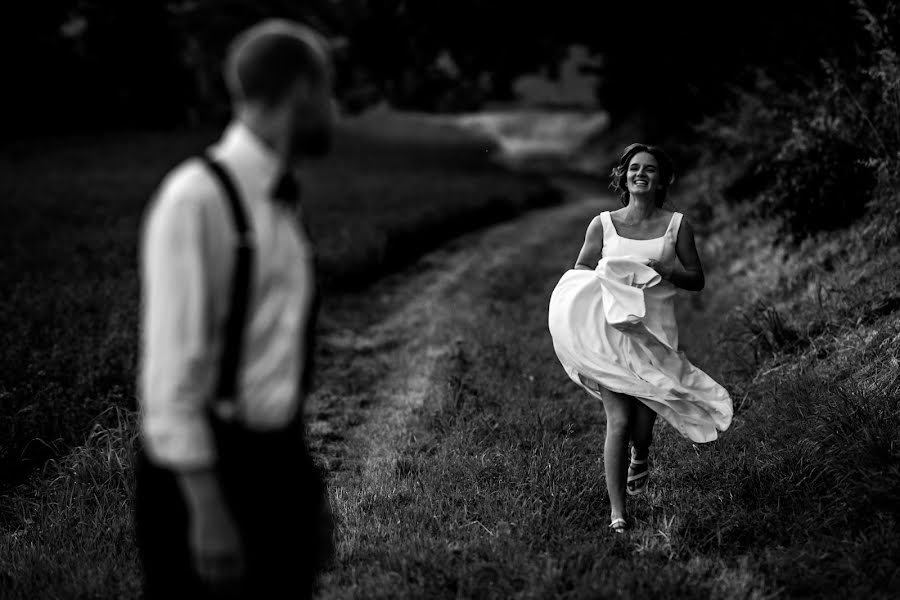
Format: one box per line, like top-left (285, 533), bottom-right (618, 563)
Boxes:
top-left (200, 153), bottom-right (320, 422)
top-left (199, 153), bottom-right (254, 410)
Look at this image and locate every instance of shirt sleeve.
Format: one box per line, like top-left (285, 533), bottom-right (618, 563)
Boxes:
top-left (139, 168), bottom-right (218, 470)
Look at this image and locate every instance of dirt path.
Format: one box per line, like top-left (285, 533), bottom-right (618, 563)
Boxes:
top-left (307, 192), bottom-right (617, 489)
top-left (304, 188), bottom-right (770, 598)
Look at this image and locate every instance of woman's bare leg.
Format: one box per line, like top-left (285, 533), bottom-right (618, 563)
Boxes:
top-left (597, 387), bottom-right (633, 522)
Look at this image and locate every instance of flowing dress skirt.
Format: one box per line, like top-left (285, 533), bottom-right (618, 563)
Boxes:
top-left (548, 258), bottom-right (732, 442)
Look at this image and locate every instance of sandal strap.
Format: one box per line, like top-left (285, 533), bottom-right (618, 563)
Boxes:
top-left (627, 471), bottom-right (649, 483)
top-left (609, 518), bottom-right (627, 528)
top-left (629, 457), bottom-right (648, 465)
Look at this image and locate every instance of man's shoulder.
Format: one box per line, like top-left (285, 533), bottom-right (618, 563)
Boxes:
top-left (146, 156), bottom-right (221, 224)
top-left (156, 156), bottom-right (219, 207)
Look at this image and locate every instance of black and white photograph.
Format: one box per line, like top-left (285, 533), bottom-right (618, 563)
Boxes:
top-left (1, 1), bottom-right (898, 598)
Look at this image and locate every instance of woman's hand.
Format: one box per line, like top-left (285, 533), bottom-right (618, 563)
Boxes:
top-left (646, 259), bottom-right (673, 280)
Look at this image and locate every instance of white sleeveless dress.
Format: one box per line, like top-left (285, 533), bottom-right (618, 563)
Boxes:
top-left (548, 211), bottom-right (732, 442)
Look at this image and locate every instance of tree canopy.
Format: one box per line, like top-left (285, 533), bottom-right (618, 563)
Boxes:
top-left (1, 0), bottom-right (890, 137)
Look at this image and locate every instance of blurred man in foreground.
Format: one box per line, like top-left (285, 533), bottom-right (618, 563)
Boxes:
top-left (135, 19), bottom-right (335, 599)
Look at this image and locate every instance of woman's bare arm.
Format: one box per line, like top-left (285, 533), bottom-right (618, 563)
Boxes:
top-left (656, 218), bottom-right (705, 291)
top-left (574, 216), bottom-right (604, 270)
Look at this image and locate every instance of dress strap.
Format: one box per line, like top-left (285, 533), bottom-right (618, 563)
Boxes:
top-left (665, 212), bottom-right (684, 242)
top-left (599, 211), bottom-right (616, 245)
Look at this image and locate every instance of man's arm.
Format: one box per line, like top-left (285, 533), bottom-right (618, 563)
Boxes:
top-left (139, 169), bottom-right (244, 589)
top-left (140, 172), bottom-right (218, 470)
top-left (175, 469), bottom-right (245, 591)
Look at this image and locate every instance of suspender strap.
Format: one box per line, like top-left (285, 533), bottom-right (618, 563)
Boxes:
top-left (199, 153), bottom-right (254, 403)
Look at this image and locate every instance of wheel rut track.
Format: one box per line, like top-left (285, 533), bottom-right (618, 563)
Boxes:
top-left (307, 195), bottom-right (615, 490)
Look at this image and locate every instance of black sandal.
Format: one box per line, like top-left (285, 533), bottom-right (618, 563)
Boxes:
top-left (626, 456), bottom-right (649, 496)
top-left (609, 517), bottom-right (629, 533)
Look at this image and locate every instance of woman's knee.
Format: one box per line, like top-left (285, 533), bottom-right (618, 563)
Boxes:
top-left (601, 389), bottom-right (632, 428)
top-left (602, 403), bottom-right (631, 437)
top-left (605, 414), bottom-right (630, 438)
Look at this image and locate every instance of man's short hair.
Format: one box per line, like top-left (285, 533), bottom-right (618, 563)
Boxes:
top-left (225, 19), bottom-right (331, 107)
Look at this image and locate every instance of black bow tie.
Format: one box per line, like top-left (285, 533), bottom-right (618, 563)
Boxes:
top-left (271, 170), bottom-right (301, 208)
top-left (271, 169), bottom-right (315, 243)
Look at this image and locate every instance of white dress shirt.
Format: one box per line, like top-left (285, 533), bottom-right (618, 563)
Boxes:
top-left (139, 121), bottom-right (316, 470)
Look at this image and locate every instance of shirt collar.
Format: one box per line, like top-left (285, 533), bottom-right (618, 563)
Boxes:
top-left (215, 120), bottom-right (282, 193)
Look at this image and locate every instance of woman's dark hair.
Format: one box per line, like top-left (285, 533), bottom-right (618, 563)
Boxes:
top-left (609, 143), bottom-right (676, 207)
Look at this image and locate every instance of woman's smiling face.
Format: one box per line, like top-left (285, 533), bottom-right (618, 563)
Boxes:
top-left (626, 152), bottom-right (660, 195)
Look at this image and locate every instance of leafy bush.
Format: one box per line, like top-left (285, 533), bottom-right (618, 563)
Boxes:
top-left (697, 0), bottom-right (900, 241)
top-left (761, 126), bottom-right (873, 238)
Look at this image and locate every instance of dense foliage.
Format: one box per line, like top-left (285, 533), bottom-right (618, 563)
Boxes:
top-left (692, 0), bottom-right (900, 240)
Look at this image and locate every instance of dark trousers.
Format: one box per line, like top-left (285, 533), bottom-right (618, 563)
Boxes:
top-left (134, 416), bottom-right (331, 599)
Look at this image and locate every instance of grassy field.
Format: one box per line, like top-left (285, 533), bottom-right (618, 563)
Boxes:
top-left (304, 193), bottom-right (899, 599)
top-left (0, 112), bottom-right (556, 491)
top-left (1, 114), bottom-right (897, 597)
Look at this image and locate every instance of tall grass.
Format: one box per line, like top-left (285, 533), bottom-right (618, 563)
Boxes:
top-left (312, 191), bottom-right (899, 598)
top-left (0, 407), bottom-right (140, 598)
